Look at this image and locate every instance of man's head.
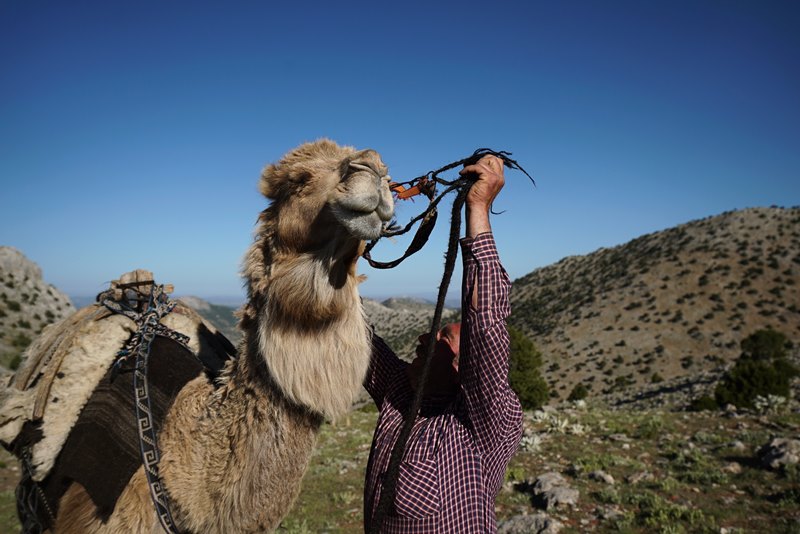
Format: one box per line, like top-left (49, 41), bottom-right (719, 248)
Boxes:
top-left (407, 322), bottom-right (461, 396)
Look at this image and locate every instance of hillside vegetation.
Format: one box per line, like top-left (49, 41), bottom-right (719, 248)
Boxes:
top-left (362, 297), bottom-right (459, 359)
top-left (177, 295), bottom-right (242, 343)
top-left (174, 295), bottom-right (457, 360)
top-left (0, 247), bottom-right (74, 370)
top-left (510, 207), bottom-right (800, 405)
top-left (1, 207), bottom-right (799, 532)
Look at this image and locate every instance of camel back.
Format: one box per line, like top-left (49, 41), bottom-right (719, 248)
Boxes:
top-left (0, 270), bottom-right (237, 528)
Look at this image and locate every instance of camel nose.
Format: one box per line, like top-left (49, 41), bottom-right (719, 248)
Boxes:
top-left (376, 182), bottom-right (395, 222)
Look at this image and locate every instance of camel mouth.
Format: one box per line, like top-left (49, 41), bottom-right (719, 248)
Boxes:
top-left (333, 208), bottom-right (387, 241)
top-left (331, 189), bottom-right (394, 241)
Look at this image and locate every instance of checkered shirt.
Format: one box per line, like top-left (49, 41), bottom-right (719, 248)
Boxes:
top-left (364, 232), bottom-right (523, 533)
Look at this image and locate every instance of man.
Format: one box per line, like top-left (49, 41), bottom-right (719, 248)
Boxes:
top-left (364, 155), bottom-right (523, 533)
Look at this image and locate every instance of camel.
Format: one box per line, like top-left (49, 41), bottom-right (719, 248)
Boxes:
top-left (0, 139), bottom-right (395, 532)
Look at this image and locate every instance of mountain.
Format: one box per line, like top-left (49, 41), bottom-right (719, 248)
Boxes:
top-left (177, 296), bottom-right (242, 344)
top-left (5, 205), bottom-right (797, 409)
top-left (363, 297), bottom-right (459, 359)
top-left (0, 247), bottom-right (75, 369)
top-left (178, 295), bottom-right (457, 361)
top-left (509, 206), bottom-right (800, 405)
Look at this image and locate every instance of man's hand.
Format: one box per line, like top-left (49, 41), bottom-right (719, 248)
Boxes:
top-left (460, 155), bottom-right (505, 238)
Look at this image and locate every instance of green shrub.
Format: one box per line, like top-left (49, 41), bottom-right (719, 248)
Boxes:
top-left (635, 416), bottom-right (665, 439)
top-left (11, 333), bottom-right (31, 349)
top-left (6, 300), bottom-right (20, 312)
top-left (689, 395), bottom-right (718, 411)
top-left (508, 326), bottom-right (548, 409)
top-left (714, 329), bottom-right (798, 409)
top-left (651, 372), bottom-right (664, 384)
top-left (567, 383), bottom-right (589, 401)
top-left (740, 328), bottom-right (792, 360)
top-left (9, 354), bottom-right (22, 370)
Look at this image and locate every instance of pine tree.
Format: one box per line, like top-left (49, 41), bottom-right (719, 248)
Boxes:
top-left (508, 326), bottom-right (549, 409)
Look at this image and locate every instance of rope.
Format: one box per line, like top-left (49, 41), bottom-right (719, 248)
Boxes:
top-left (99, 284), bottom-right (189, 534)
top-left (366, 148), bottom-right (533, 533)
top-left (16, 447), bottom-right (54, 534)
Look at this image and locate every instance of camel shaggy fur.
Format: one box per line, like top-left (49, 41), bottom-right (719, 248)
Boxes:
top-left (0, 139), bottom-right (394, 532)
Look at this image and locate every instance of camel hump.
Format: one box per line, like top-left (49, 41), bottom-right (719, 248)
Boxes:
top-left (0, 270), bottom-right (236, 481)
top-left (108, 269), bottom-right (173, 303)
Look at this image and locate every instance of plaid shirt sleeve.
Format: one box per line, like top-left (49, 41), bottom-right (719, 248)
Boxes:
top-left (458, 232), bottom-right (523, 457)
top-left (364, 332), bottom-right (406, 408)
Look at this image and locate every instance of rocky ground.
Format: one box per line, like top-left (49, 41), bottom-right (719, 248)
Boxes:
top-left (1, 400), bottom-right (798, 533)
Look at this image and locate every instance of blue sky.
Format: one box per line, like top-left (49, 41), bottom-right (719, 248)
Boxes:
top-left (1, 1), bottom-right (798, 303)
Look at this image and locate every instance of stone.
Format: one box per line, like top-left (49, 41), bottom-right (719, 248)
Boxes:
top-left (541, 486), bottom-right (580, 510)
top-left (531, 472), bottom-right (579, 510)
top-left (729, 440), bottom-right (747, 452)
top-left (532, 472), bottom-right (569, 494)
top-left (595, 505), bottom-right (623, 521)
top-left (758, 437), bottom-right (800, 470)
top-left (498, 513), bottom-right (563, 534)
top-left (627, 471), bottom-right (654, 485)
top-left (589, 470), bottom-right (615, 485)
top-left (722, 462), bottom-right (742, 475)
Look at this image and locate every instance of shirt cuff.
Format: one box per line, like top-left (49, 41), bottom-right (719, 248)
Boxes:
top-left (460, 232), bottom-right (499, 264)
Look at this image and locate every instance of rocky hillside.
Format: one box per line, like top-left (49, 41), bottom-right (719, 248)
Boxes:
top-left (363, 297), bottom-right (459, 359)
top-left (510, 206), bottom-right (800, 404)
top-left (178, 295), bottom-right (457, 361)
top-left (0, 247), bottom-right (74, 369)
top-left (177, 295), bottom-right (242, 344)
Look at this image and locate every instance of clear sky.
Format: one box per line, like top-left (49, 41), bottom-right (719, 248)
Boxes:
top-left (1, 1), bottom-right (798, 303)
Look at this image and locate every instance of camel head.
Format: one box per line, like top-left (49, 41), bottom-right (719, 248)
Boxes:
top-left (241, 140), bottom-right (392, 418)
top-left (259, 139), bottom-right (394, 253)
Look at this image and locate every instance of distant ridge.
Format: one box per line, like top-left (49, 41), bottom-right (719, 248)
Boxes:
top-left (509, 206), bottom-right (800, 404)
top-left (178, 296), bottom-right (241, 344)
top-left (178, 295), bottom-right (458, 362)
top-left (363, 298), bottom-right (459, 359)
top-left (5, 206), bottom-right (798, 409)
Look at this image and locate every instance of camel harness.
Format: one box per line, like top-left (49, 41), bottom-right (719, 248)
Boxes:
top-left (13, 274), bottom-right (234, 534)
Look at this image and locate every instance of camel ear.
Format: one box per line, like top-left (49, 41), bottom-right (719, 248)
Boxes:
top-left (259, 163), bottom-right (280, 199)
top-left (260, 162), bottom-right (304, 200)
top-left (341, 149), bottom-right (387, 179)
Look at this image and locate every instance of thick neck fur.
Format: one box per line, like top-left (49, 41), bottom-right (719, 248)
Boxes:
top-left (239, 211), bottom-right (371, 420)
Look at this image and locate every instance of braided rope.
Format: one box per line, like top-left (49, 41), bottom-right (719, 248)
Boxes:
top-left (16, 447), bottom-right (54, 534)
top-left (100, 284), bottom-right (189, 534)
